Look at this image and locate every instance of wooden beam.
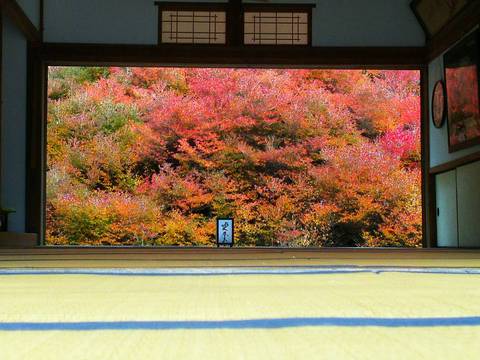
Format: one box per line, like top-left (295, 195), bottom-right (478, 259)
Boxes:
top-left (426, 1), bottom-right (480, 61)
top-left (37, 43), bottom-right (426, 68)
top-left (0, 0), bottom-right (40, 43)
top-left (430, 151), bottom-right (480, 175)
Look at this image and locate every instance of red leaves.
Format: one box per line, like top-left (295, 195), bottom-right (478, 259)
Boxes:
top-left (47, 67), bottom-right (422, 247)
top-left (380, 126), bottom-right (420, 165)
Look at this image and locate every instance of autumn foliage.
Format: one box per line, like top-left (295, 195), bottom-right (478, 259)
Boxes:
top-left (445, 65), bottom-right (480, 146)
top-left (46, 67), bottom-right (421, 247)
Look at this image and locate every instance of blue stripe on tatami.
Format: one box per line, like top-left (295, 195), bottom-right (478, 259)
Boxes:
top-left (0, 267), bottom-right (480, 276)
top-left (1, 317), bottom-right (480, 331)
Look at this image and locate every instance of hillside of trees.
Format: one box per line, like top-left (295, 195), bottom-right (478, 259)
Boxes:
top-left (46, 67), bottom-right (421, 247)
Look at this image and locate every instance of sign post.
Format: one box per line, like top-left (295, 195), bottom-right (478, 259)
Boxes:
top-left (216, 218), bottom-right (234, 247)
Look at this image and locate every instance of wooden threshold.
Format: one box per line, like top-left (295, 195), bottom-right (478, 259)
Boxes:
top-left (0, 232), bottom-right (37, 247)
top-left (1, 247), bottom-right (480, 268)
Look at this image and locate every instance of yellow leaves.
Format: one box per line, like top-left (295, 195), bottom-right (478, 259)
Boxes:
top-left (159, 211), bottom-right (214, 246)
top-left (302, 203), bottom-right (339, 223)
top-left (46, 67), bottom-right (422, 247)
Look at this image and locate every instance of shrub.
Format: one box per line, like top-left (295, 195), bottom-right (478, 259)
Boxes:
top-left (46, 67), bottom-right (422, 247)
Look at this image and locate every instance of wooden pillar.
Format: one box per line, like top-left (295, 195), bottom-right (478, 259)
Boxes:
top-left (227, 0), bottom-right (242, 46)
top-left (25, 43), bottom-right (45, 244)
top-left (420, 66), bottom-right (436, 248)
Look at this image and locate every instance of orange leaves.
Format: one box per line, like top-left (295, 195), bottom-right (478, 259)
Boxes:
top-left (47, 67), bottom-right (422, 247)
top-left (253, 144), bottom-right (308, 173)
top-left (175, 132), bottom-right (226, 170)
top-left (47, 192), bottom-right (162, 246)
top-left (140, 167), bottom-right (214, 214)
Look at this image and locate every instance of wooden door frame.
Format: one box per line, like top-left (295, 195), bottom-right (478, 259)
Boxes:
top-left (26, 43), bottom-right (428, 247)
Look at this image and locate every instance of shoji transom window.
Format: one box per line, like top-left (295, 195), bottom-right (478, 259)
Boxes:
top-left (156, 2), bottom-right (228, 44)
top-left (155, 2), bottom-right (314, 46)
top-left (243, 8), bottom-right (310, 45)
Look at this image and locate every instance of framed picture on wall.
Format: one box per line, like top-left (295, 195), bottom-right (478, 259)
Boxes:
top-left (410, 0), bottom-right (470, 38)
top-left (432, 80), bottom-right (446, 128)
top-left (444, 30), bottom-right (480, 152)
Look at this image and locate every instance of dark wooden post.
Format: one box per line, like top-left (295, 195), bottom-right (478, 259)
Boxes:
top-left (227, 0), bottom-right (242, 46)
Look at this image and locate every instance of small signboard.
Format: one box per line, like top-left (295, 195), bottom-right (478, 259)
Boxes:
top-left (217, 218), bottom-right (234, 247)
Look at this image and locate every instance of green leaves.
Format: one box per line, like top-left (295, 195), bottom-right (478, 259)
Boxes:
top-left (46, 67), bottom-right (422, 247)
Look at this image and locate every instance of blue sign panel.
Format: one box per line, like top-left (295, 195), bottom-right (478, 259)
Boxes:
top-left (217, 218), bottom-right (234, 247)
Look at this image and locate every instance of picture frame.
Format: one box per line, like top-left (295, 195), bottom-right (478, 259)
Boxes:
top-left (432, 80), bottom-right (446, 128)
top-left (410, 0), bottom-right (469, 38)
top-left (444, 30), bottom-right (480, 153)
top-left (216, 218), bottom-right (234, 247)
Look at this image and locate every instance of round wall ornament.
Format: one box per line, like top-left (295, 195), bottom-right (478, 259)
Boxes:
top-left (432, 80), bottom-right (446, 128)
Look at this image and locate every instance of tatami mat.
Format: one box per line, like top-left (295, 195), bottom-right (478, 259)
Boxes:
top-left (1, 268), bottom-right (480, 359)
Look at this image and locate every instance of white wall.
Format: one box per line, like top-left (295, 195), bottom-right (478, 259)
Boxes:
top-left (44, 0), bottom-right (425, 46)
top-left (457, 161), bottom-right (480, 247)
top-left (429, 29), bottom-right (480, 168)
top-left (435, 162), bottom-right (480, 248)
top-left (17, 0), bottom-right (40, 29)
top-left (312, 0), bottom-right (424, 46)
top-left (435, 170), bottom-right (458, 247)
top-left (1, 15), bottom-right (28, 232)
top-left (44, 0), bottom-right (159, 44)
top-left (429, 27), bottom-right (480, 248)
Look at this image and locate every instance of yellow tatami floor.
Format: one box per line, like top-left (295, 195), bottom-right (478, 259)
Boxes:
top-left (1, 264), bottom-right (480, 359)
